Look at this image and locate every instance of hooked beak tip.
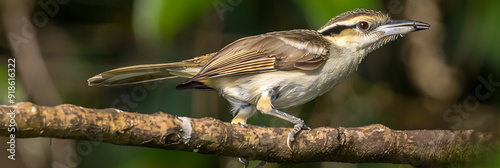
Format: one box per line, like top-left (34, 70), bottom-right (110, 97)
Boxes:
top-left (413, 21), bottom-right (431, 31)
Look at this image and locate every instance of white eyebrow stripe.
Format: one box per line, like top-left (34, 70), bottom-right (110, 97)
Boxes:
top-left (317, 21), bottom-right (357, 33)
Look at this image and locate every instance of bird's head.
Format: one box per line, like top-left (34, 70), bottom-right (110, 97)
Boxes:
top-left (318, 9), bottom-right (430, 54)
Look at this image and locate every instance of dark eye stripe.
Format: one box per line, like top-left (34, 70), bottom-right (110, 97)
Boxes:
top-left (319, 25), bottom-right (356, 36)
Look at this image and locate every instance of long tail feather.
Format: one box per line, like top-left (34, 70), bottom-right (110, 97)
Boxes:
top-left (88, 53), bottom-right (215, 86)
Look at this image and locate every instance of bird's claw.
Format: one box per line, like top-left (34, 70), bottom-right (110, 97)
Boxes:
top-left (239, 157), bottom-right (249, 168)
top-left (286, 122), bottom-right (308, 150)
top-left (232, 122), bottom-right (248, 128)
top-left (302, 125), bottom-right (311, 130)
top-left (239, 123), bottom-right (248, 128)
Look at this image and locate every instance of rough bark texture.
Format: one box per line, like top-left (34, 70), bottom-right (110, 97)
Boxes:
top-left (0, 102), bottom-right (496, 167)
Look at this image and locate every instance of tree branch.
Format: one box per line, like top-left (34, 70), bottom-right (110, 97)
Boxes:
top-left (0, 102), bottom-right (496, 167)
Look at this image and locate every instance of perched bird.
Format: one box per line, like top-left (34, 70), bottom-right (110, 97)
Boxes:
top-left (88, 9), bottom-right (430, 149)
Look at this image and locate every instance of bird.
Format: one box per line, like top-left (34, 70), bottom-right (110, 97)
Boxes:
top-left (88, 8), bottom-right (430, 149)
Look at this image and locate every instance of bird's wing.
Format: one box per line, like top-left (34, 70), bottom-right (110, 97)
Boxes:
top-left (188, 29), bottom-right (331, 82)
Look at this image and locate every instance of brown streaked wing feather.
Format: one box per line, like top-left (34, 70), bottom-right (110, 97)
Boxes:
top-left (187, 29), bottom-right (331, 82)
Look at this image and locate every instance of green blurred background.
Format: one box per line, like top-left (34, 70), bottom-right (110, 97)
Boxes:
top-left (0, 0), bottom-right (499, 167)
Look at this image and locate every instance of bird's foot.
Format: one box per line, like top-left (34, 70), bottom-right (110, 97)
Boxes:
top-left (231, 121), bottom-right (248, 128)
top-left (286, 120), bottom-right (310, 150)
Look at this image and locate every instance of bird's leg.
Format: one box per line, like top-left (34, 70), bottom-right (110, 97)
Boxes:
top-left (256, 89), bottom-right (310, 150)
top-left (268, 109), bottom-right (310, 150)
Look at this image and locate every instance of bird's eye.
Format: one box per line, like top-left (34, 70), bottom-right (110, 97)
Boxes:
top-left (358, 22), bottom-right (369, 30)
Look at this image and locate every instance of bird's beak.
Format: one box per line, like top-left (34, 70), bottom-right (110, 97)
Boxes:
top-left (375, 20), bottom-right (430, 36)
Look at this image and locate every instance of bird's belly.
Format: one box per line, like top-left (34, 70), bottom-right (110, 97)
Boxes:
top-left (271, 86), bottom-right (320, 109)
top-left (214, 70), bottom-right (339, 109)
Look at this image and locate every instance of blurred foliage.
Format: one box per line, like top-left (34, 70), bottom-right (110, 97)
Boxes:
top-left (134, 0), bottom-right (214, 41)
top-left (0, 0), bottom-right (498, 168)
top-left (0, 64), bottom-right (26, 104)
top-left (294, 0), bottom-right (379, 28)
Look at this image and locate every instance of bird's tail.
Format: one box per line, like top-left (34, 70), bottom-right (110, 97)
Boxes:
top-left (87, 53), bottom-right (215, 86)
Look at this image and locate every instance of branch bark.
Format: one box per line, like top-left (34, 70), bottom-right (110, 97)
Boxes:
top-left (0, 102), bottom-right (496, 167)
